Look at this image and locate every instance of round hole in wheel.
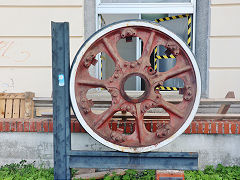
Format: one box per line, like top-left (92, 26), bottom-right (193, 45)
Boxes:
top-left (117, 37), bottom-right (143, 62)
top-left (121, 74), bottom-right (149, 103)
top-left (70, 20), bottom-right (201, 153)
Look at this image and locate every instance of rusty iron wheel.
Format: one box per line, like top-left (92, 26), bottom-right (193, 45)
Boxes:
top-left (70, 20), bottom-right (201, 153)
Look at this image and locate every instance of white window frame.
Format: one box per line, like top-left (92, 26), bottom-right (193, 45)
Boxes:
top-left (95, 0), bottom-right (196, 90)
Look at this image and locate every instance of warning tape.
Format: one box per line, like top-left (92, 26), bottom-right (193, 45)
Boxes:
top-left (153, 14), bottom-right (192, 91)
top-left (154, 47), bottom-right (158, 71)
top-left (187, 15), bottom-right (192, 47)
top-left (154, 14), bottom-right (191, 72)
top-left (154, 51), bottom-right (176, 71)
top-left (155, 14), bottom-right (189, 23)
top-left (101, 59), bottom-right (103, 80)
top-left (154, 14), bottom-right (192, 48)
top-left (156, 54), bottom-right (176, 60)
top-left (154, 14), bottom-right (192, 61)
top-left (100, 14), bottom-right (191, 91)
top-left (156, 86), bottom-right (179, 91)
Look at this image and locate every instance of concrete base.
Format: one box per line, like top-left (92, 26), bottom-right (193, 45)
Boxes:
top-left (0, 132), bottom-right (239, 169)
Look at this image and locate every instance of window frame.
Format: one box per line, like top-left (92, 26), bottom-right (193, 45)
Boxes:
top-left (91, 0), bottom-right (209, 97)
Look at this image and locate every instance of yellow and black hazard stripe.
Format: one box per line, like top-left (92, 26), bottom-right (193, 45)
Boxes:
top-left (155, 54), bottom-right (176, 60)
top-left (156, 86), bottom-right (179, 91)
top-left (154, 49), bottom-right (176, 71)
top-left (154, 47), bottom-right (158, 71)
top-left (153, 49), bottom-right (176, 71)
top-left (154, 14), bottom-right (192, 48)
top-left (155, 14), bottom-right (189, 23)
top-left (187, 15), bottom-right (192, 47)
top-left (101, 58), bottom-right (103, 80)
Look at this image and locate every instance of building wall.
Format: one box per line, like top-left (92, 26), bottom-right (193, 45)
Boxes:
top-left (0, 132), bottom-right (240, 170)
top-left (209, 0), bottom-right (240, 98)
top-left (0, 0), bottom-right (240, 98)
top-left (0, 0), bottom-right (84, 97)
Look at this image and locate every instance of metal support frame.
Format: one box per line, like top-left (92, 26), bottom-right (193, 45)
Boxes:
top-left (52, 22), bottom-right (198, 179)
top-left (69, 151), bottom-right (198, 170)
top-left (52, 22), bottom-right (71, 179)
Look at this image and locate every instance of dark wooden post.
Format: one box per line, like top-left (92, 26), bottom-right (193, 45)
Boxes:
top-left (51, 22), bottom-right (71, 179)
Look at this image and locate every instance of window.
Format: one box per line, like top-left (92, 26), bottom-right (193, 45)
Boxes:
top-left (86, 0), bottom-right (209, 96)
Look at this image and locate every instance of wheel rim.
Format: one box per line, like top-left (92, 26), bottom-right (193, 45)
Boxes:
top-left (70, 20), bottom-right (201, 153)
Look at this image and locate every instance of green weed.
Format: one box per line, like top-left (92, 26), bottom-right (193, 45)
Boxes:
top-left (185, 164), bottom-right (240, 180)
top-left (0, 160), bottom-right (54, 180)
top-left (1, 161), bottom-right (240, 180)
top-left (100, 169), bottom-right (155, 180)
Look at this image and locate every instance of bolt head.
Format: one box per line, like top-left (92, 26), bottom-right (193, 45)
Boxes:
top-left (130, 63), bottom-right (135, 68)
top-left (112, 91), bottom-right (118, 97)
top-left (159, 80), bottom-right (164, 86)
top-left (114, 74), bottom-right (119, 79)
top-left (156, 95), bottom-right (161, 99)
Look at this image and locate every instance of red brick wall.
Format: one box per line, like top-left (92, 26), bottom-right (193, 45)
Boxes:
top-left (0, 118), bottom-right (239, 134)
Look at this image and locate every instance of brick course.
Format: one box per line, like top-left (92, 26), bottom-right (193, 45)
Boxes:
top-left (0, 118), bottom-right (239, 134)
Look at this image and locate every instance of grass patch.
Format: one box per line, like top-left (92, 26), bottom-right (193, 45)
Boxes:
top-left (0, 161), bottom-right (240, 180)
top-left (0, 160), bottom-right (54, 180)
top-left (185, 164), bottom-right (240, 180)
top-left (96, 165), bottom-right (240, 180)
top-left (103, 169), bottom-right (155, 180)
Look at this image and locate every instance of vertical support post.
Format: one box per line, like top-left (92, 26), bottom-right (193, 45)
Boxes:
top-left (51, 22), bottom-right (71, 179)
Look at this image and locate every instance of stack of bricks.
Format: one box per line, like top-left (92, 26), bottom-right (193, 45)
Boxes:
top-left (156, 170), bottom-right (184, 180)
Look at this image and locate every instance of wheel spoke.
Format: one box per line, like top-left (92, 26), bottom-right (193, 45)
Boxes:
top-left (102, 38), bottom-right (121, 64)
top-left (159, 99), bottom-right (184, 118)
top-left (135, 103), bottom-right (146, 144)
top-left (142, 31), bottom-right (156, 58)
top-left (94, 104), bottom-right (118, 129)
top-left (77, 78), bottom-right (106, 88)
top-left (163, 65), bottom-right (191, 81)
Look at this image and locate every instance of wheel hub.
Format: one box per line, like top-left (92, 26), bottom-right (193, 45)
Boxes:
top-left (120, 73), bottom-right (150, 103)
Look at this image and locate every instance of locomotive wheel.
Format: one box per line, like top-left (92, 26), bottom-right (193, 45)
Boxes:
top-left (70, 20), bottom-right (201, 153)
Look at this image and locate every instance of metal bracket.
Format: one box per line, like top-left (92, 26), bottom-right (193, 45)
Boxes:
top-left (69, 151), bottom-right (198, 170)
